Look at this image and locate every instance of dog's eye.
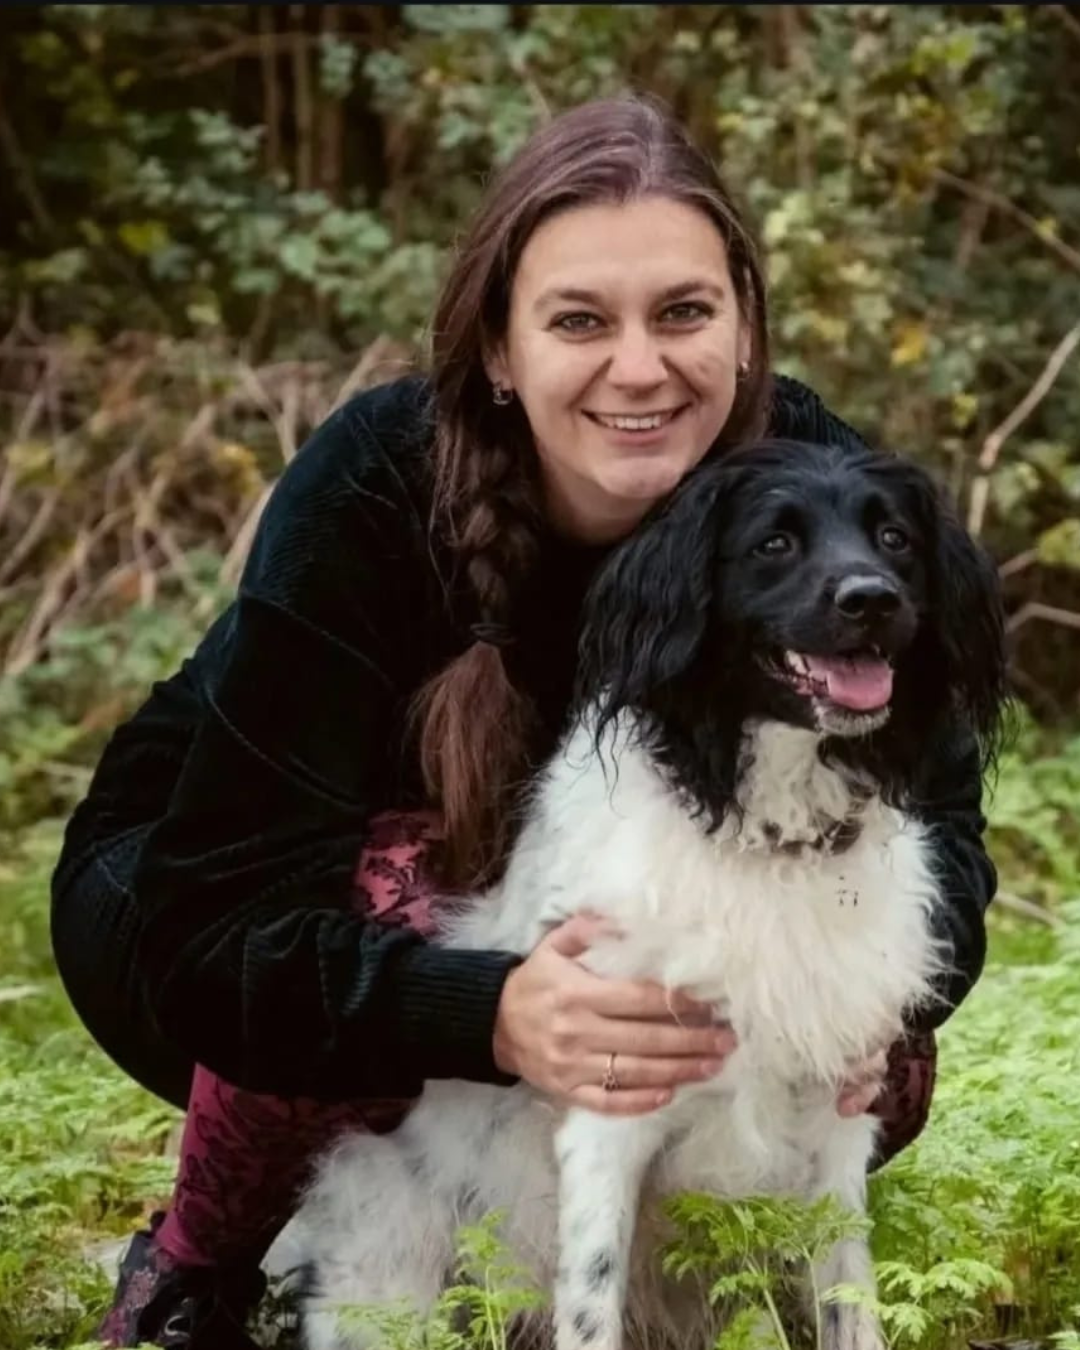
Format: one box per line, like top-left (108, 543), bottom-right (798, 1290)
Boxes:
top-left (878, 525), bottom-right (910, 553)
top-left (754, 533), bottom-right (795, 558)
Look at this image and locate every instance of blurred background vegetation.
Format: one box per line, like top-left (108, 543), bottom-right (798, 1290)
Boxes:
top-left (0, 6), bottom-right (1078, 1346)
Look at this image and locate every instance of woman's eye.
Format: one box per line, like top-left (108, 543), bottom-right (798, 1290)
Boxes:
top-left (879, 525), bottom-right (910, 553)
top-left (662, 301), bottom-right (713, 323)
top-left (754, 533), bottom-right (795, 558)
top-left (552, 312), bottom-right (602, 333)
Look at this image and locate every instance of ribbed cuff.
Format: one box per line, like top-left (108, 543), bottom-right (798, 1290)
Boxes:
top-left (384, 944), bottom-right (523, 1087)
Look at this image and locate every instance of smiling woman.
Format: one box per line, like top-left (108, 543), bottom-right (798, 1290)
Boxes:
top-left (49, 93), bottom-right (996, 1349)
top-left (484, 197), bottom-right (752, 541)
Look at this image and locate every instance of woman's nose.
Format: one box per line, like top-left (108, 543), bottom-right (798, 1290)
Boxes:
top-left (607, 329), bottom-right (668, 388)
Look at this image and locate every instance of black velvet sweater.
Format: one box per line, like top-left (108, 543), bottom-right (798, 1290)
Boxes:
top-left (52, 374), bottom-right (997, 1103)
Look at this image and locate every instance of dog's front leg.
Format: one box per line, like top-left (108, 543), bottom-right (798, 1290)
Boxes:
top-left (808, 1117), bottom-right (885, 1350)
top-left (552, 1108), bottom-right (666, 1350)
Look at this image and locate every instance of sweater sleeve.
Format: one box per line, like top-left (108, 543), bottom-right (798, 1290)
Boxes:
top-left (769, 374), bottom-right (998, 1027)
top-left (133, 383), bottom-right (521, 1101)
top-left (906, 727), bottom-right (996, 1029)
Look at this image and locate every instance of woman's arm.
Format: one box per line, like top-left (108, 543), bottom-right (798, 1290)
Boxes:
top-left (132, 381), bottom-right (522, 1103)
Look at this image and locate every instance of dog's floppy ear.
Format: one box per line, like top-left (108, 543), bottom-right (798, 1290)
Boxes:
top-left (915, 477), bottom-right (1009, 760)
top-left (577, 461), bottom-right (738, 717)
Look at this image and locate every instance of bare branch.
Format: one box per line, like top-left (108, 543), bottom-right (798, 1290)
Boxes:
top-left (997, 548), bottom-right (1038, 581)
top-left (216, 482), bottom-right (275, 597)
top-left (967, 319), bottom-right (1080, 535)
top-left (1045, 3), bottom-right (1080, 47)
top-left (994, 891), bottom-right (1063, 928)
top-left (292, 8), bottom-right (314, 193)
top-left (1006, 600), bottom-right (1080, 636)
top-left (171, 32), bottom-right (324, 78)
top-left (0, 91), bottom-right (55, 239)
top-left (236, 362), bottom-right (299, 462)
top-left (0, 488), bottom-right (59, 584)
top-left (933, 168), bottom-right (1080, 277)
top-left (259, 7), bottom-right (283, 175)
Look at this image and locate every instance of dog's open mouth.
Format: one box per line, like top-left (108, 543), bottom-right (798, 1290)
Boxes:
top-left (780, 648), bottom-right (894, 713)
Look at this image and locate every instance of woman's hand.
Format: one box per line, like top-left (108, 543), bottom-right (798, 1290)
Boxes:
top-left (492, 913), bottom-right (737, 1115)
top-left (836, 1048), bottom-right (889, 1117)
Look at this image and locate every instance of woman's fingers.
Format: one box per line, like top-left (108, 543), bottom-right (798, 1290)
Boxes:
top-left (493, 915), bottom-right (736, 1111)
top-left (584, 972), bottom-right (714, 1023)
top-left (543, 911), bottom-right (621, 960)
top-left (581, 1013), bottom-right (735, 1061)
top-left (836, 1048), bottom-right (889, 1116)
top-left (585, 1052), bottom-right (727, 1091)
top-left (837, 1080), bottom-right (882, 1117)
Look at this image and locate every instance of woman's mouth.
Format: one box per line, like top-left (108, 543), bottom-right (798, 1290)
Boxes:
top-left (583, 405), bottom-right (690, 437)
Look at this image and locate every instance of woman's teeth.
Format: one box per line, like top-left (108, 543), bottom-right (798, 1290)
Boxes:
top-left (591, 409), bottom-right (680, 431)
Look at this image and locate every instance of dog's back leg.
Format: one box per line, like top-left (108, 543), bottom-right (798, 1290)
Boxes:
top-left (553, 1110), bottom-right (668, 1350)
top-left (299, 1134), bottom-right (457, 1350)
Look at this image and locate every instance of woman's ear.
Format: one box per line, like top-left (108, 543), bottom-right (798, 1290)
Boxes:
top-left (736, 321), bottom-right (752, 372)
top-left (483, 344), bottom-right (511, 391)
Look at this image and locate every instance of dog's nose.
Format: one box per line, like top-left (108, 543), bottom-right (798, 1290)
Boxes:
top-left (834, 575), bottom-right (901, 622)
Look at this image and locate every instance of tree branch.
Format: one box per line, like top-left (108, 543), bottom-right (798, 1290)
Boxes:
top-left (258, 8), bottom-right (282, 175)
top-left (0, 92), bottom-right (55, 239)
top-left (1044, 3), bottom-right (1080, 47)
top-left (1005, 601), bottom-right (1080, 636)
top-left (967, 319), bottom-right (1080, 535)
top-left (994, 891), bottom-right (1063, 928)
top-left (933, 168), bottom-right (1080, 277)
top-left (291, 7), bottom-right (314, 193)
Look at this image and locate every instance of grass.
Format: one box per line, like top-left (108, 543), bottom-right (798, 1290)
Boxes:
top-left (1, 729), bottom-right (1079, 1348)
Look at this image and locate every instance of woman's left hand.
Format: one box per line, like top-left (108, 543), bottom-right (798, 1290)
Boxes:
top-left (836, 1047), bottom-right (889, 1117)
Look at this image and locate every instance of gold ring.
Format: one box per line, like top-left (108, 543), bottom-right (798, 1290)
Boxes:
top-left (602, 1052), bottom-right (620, 1092)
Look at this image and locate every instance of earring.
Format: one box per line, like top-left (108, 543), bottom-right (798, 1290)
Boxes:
top-left (492, 383), bottom-right (513, 406)
top-left (736, 361), bottom-right (751, 382)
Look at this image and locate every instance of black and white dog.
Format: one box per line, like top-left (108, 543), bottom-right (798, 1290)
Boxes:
top-left (298, 440), bottom-right (1007, 1350)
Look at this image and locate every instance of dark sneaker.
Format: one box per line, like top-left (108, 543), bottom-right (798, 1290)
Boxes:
top-left (97, 1211), bottom-right (266, 1348)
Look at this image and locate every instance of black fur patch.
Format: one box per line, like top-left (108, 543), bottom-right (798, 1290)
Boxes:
top-left (585, 1249), bottom-right (615, 1290)
top-left (572, 1307), bottom-right (603, 1343)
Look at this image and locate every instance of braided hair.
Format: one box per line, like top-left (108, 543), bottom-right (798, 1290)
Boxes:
top-left (414, 93), bottom-right (772, 888)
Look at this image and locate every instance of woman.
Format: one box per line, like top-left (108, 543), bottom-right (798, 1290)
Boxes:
top-left (51, 95), bottom-right (993, 1350)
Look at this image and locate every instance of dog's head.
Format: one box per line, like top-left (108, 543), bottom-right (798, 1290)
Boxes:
top-left (579, 440), bottom-right (1007, 805)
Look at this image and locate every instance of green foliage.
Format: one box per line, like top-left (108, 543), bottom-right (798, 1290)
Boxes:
top-left (0, 579), bottom-right (230, 831)
top-left (867, 901), bottom-right (1080, 1342)
top-left (0, 823), bottom-right (179, 1349)
top-left (650, 900), bottom-right (1080, 1347)
top-left (3, 4), bottom-right (1077, 699)
top-left (663, 1191), bottom-right (867, 1348)
top-left (986, 712), bottom-right (1080, 906)
top-left (1, 697), bottom-right (1078, 1346)
top-left (0, 7), bottom-right (1079, 1347)
top-left (335, 1212), bottom-right (546, 1350)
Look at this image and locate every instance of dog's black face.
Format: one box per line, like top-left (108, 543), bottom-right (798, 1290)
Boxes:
top-left (578, 439), bottom-right (1007, 816)
top-left (708, 449), bottom-right (929, 739)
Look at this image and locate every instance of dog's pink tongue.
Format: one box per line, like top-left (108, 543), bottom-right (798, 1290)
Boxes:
top-left (803, 655), bottom-right (894, 711)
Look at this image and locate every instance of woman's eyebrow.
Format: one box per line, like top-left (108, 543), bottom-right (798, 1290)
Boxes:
top-left (532, 278), bottom-right (727, 310)
top-left (532, 285), bottom-right (605, 310)
top-left (657, 279), bottom-right (727, 304)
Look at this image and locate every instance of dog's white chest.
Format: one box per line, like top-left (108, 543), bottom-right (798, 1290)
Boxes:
top-left (449, 719), bottom-right (944, 1087)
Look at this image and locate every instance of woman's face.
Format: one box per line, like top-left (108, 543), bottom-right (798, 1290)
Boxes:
top-left (486, 195), bottom-right (751, 543)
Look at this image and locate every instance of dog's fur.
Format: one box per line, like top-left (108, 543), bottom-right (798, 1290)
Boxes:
top-left (297, 440), bottom-right (1007, 1350)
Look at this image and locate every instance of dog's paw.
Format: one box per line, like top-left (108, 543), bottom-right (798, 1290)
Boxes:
top-left (822, 1302), bottom-right (887, 1350)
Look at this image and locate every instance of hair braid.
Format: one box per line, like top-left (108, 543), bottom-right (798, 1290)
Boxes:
top-left (414, 432), bottom-right (543, 888)
top-left (415, 92), bottom-right (774, 888)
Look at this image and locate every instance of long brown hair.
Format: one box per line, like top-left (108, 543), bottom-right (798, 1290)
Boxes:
top-left (415, 93), bottom-right (772, 888)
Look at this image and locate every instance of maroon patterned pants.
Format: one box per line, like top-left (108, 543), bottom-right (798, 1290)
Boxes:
top-left (155, 811), bottom-right (936, 1268)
